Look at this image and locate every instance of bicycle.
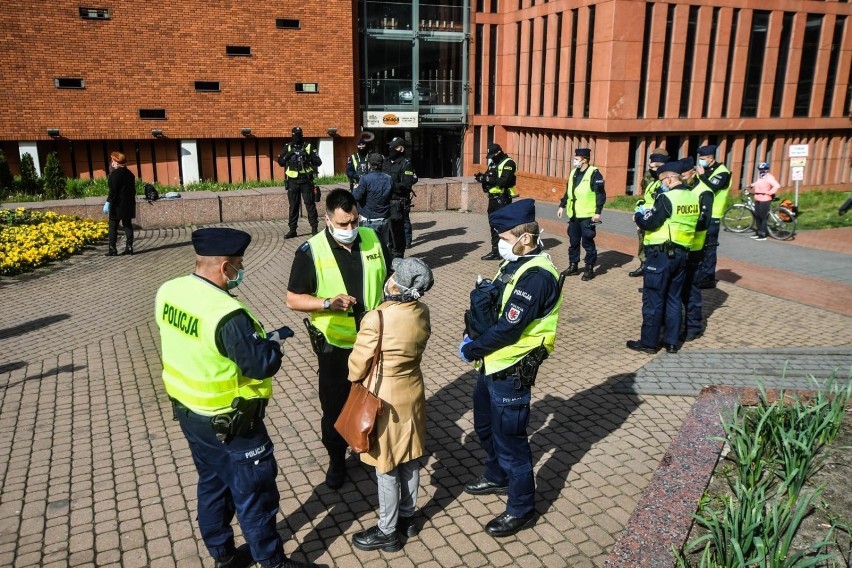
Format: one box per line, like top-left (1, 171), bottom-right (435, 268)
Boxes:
top-left (721, 187), bottom-right (797, 240)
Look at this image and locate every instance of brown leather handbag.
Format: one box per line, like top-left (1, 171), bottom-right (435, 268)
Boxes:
top-left (334, 311), bottom-right (384, 453)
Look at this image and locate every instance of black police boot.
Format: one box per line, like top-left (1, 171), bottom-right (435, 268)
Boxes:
top-left (626, 340), bottom-right (658, 354)
top-left (352, 526), bottom-right (403, 552)
top-left (285, 229), bottom-right (297, 239)
top-left (481, 249), bottom-right (501, 260)
top-left (397, 514), bottom-right (419, 537)
top-left (311, 226), bottom-right (318, 236)
top-left (484, 512), bottom-right (536, 538)
top-left (105, 248), bottom-right (118, 257)
top-left (269, 559), bottom-right (321, 568)
top-left (213, 545), bottom-right (253, 568)
top-left (121, 246), bottom-right (134, 256)
top-left (464, 475), bottom-right (508, 495)
top-left (581, 265), bottom-right (595, 281)
top-left (628, 262), bottom-right (644, 277)
top-left (325, 452), bottom-right (346, 490)
top-left (561, 263), bottom-right (579, 277)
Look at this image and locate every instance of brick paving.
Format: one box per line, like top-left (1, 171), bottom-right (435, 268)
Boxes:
top-left (1, 211), bottom-right (850, 567)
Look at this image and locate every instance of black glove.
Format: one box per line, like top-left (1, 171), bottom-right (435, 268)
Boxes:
top-left (267, 326), bottom-right (295, 345)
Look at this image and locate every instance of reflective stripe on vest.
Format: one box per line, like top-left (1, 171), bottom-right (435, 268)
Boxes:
top-left (309, 228), bottom-right (386, 348)
top-left (155, 275), bottom-right (271, 415)
top-left (565, 166), bottom-right (598, 218)
top-left (488, 157), bottom-right (518, 198)
top-left (690, 181), bottom-right (714, 251)
top-left (481, 255), bottom-right (562, 375)
top-left (643, 179), bottom-right (663, 209)
top-left (709, 163), bottom-right (732, 218)
top-left (285, 143), bottom-right (314, 179)
top-left (644, 189), bottom-right (700, 248)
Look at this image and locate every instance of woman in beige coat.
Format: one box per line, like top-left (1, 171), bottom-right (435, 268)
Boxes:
top-left (348, 257), bottom-right (432, 553)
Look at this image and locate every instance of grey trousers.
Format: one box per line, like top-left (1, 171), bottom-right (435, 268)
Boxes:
top-left (376, 459), bottom-right (420, 535)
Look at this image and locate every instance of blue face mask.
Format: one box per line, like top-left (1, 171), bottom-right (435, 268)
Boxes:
top-left (698, 159), bottom-right (709, 168)
top-left (226, 263), bottom-right (245, 290)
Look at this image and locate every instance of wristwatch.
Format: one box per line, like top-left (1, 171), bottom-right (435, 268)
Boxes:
top-left (322, 298), bottom-right (331, 310)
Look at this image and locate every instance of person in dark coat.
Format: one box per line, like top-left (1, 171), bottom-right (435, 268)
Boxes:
top-left (104, 151), bottom-right (137, 256)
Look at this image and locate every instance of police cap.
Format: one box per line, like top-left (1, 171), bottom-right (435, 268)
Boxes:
top-left (649, 153), bottom-right (670, 164)
top-left (697, 145), bottom-right (717, 156)
top-left (489, 198), bottom-right (536, 233)
top-left (387, 137), bottom-right (406, 148)
top-left (575, 148), bottom-right (591, 158)
top-left (486, 143), bottom-right (502, 157)
top-left (658, 160), bottom-right (686, 175)
top-left (680, 156), bottom-right (695, 171)
top-left (292, 126), bottom-right (302, 136)
top-left (192, 228), bottom-right (251, 257)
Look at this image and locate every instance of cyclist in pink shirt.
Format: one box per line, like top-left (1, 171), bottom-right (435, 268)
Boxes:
top-left (749, 162), bottom-right (781, 241)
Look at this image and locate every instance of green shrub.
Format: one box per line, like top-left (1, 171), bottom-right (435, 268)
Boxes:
top-left (42, 152), bottom-right (65, 200)
top-left (0, 150), bottom-right (14, 198)
top-left (18, 153), bottom-right (40, 195)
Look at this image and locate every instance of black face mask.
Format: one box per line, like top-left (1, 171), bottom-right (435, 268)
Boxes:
top-left (389, 149), bottom-right (402, 160)
top-left (648, 169), bottom-right (659, 180)
top-left (292, 134), bottom-right (303, 145)
top-left (357, 147), bottom-right (368, 156)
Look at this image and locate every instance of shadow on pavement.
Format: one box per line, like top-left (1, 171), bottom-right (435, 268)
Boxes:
top-left (133, 241), bottom-right (193, 255)
top-left (2, 363), bottom-right (86, 390)
top-left (0, 361), bottom-right (27, 374)
top-left (701, 287), bottom-right (730, 329)
top-left (411, 220), bottom-right (437, 231)
top-left (412, 227), bottom-right (468, 248)
top-left (715, 268), bottom-right (741, 284)
top-left (0, 314), bottom-right (71, 340)
top-left (595, 250), bottom-right (633, 277)
top-left (541, 237), bottom-right (562, 251)
top-left (414, 242), bottom-right (484, 269)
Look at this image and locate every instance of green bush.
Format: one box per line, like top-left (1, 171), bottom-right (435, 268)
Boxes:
top-left (18, 153), bottom-right (40, 195)
top-left (0, 150), bottom-right (14, 198)
top-left (42, 152), bottom-right (65, 200)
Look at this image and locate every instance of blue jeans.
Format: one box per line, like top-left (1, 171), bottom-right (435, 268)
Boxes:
top-left (472, 372), bottom-right (534, 517)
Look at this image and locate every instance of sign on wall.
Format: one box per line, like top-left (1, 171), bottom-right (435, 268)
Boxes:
top-left (363, 111), bottom-right (418, 129)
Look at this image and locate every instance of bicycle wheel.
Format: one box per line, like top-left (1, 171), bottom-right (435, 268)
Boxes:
top-left (767, 207), bottom-right (797, 240)
top-left (722, 204), bottom-right (754, 233)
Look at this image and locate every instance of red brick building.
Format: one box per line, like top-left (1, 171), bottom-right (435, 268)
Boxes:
top-left (467, 0), bottom-right (852, 198)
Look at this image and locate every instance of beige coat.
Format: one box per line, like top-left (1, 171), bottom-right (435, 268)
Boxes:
top-left (348, 299), bottom-right (431, 473)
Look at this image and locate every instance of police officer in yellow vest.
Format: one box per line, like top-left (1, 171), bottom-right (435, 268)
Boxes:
top-left (286, 188), bottom-right (389, 489)
top-left (346, 135), bottom-right (371, 189)
top-left (680, 158), bottom-right (715, 342)
top-left (629, 148), bottom-right (670, 277)
top-left (155, 228), bottom-right (317, 568)
top-left (694, 144), bottom-right (731, 289)
top-left (479, 143), bottom-right (519, 260)
top-left (627, 160), bottom-right (699, 355)
top-left (459, 199), bottom-right (562, 538)
top-left (278, 126), bottom-right (322, 239)
top-left (557, 148), bottom-right (605, 281)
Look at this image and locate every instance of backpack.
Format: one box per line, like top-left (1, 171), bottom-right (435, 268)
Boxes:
top-left (144, 183), bottom-right (159, 203)
top-left (464, 277), bottom-right (502, 339)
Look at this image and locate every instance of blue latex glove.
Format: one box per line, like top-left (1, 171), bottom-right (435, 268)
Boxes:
top-left (635, 205), bottom-right (645, 215)
top-left (458, 335), bottom-right (473, 363)
top-left (103, 201), bottom-right (110, 214)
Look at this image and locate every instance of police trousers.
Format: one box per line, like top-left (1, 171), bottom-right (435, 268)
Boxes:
top-left (698, 219), bottom-right (721, 283)
top-left (176, 407), bottom-right (284, 565)
top-left (681, 250), bottom-right (705, 337)
top-left (287, 180), bottom-right (318, 232)
top-left (473, 372), bottom-right (534, 517)
top-left (486, 196), bottom-right (512, 251)
top-left (318, 345), bottom-right (352, 467)
top-left (641, 245), bottom-right (687, 347)
top-left (567, 217), bottom-right (597, 266)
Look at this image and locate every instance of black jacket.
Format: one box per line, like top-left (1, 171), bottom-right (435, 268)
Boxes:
top-left (107, 166), bottom-right (136, 219)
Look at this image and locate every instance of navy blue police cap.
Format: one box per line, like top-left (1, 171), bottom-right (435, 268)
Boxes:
top-left (575, 148), bottom-right (591, 158)
top-left (192, 228), bottom-right (252, 257)
top-left (658, 160), bottom-right (686, 175)
top-left (649, 153), bottom-right (670, 163)
top-left (489, 199), bottom-right (536, 233)
top-left (680, 156), bottom-right (695, 170)
top-left (697, 145), bottom-right (717, 156)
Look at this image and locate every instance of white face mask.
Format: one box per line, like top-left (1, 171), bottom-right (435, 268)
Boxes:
top-left (498, 239), bottom-right (518, 262)
top-left (573, 159), bottom-right (582, 168)
top-left (331, 226), bottom-right (358, 244)
top-left (698, 158), bottom-right (709, 168)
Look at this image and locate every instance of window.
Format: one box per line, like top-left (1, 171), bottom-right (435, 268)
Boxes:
top-left (55, 77), bottom-right (85, 89)
top-left (702, 8), bottom-right (720, 118)
top-left (488, 25), bottom-right (497, 114)
top-left (275, 18), bottom-right (300, 29)
top-left (771, 12), bottom-right (794, 117)
top-left (473, 126), bottom-right (482, 165)
top-left (226, 45), bottom-right (251, 56)
top-left (637, 3), bottom-right (653, 119)
top-left (741, 10), bottom-right (770, 117)
top-left (794, 14), bottom-right (824, 117)
top-left (295, 83), bottom-right (319, 93)
top-left (139, 109), bottom-right (167, 120)
top-left (584, 5), bottom-right (595, 118)
top-left (79, 7), bottom-right (109, 19)
top-left (821, 16), bottom-right (846, 117)
top-left (657, 4), bottom-right (675, 118)
top-left (722, 9), bottom-right (740, 117)
top-left (568, 9), bottom-right (578, 117)
top-left (679, 6), bottom-right (700, 117)
top-left (195, 81), bottom-right (220, 92)
top-left (553, 13), bottom-right (563, 117)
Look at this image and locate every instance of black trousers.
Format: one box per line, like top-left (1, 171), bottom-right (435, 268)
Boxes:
top-left (108, 216), bottom-right (133, 251)
top-left (287, 181), bottom-right (318, 232)
top-left (389, 199), bottom-right (407, 259)
top-left (754, 201), bottom-right (770, 237)
top-left (317, 345), bottom-right (352, 467)
top-left (486, 197), bottom-right (512, 251)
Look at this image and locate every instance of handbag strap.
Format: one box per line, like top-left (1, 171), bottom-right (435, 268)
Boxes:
top-left (362, 310), bottom-right (383, 393)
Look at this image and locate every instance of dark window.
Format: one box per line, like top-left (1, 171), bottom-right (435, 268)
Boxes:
top-left (722, 9), bottom-right (740, 117)
top-left (527, 19), bottom-right (534, 116)
top-left (583, 5), bottom-right (595, 118)
top-left (79, 7), bottom-right (109, 19)
top-left (226, 45), bottom-right (251, 56)
top-left (476, 0), bottom-right (483, 12)
top-left (821, 16), bottom-right (846, 116)
top-left (637, 3), bottom-right (653, 118)
top-left (741, 10), bottom-right (770, 117)
top-left (553, 12), bottom-right (563, 117)
top-left (473, 126), bottom-right (481, 165)
top-left (845, 54), bottom-right (852, 117)
top-left (195, 81), bottom-right (220, 92)
top-left (275, 18), bottom-right (300, 29)
top-left (475, 24), bottom-right (484, 115)
top-left (540, 15), bottom-right (548, 116)
top-left (794, 14), bottom-right (824, 117)
top-left (771, 12), bottom-right (794, 117)
top-left (515, 22), bottom-right (522, 115)
top-left (487, 126), bottom-right (495, 155)
top-left (139, 109), bottom-right (167, 120)
top-left (626, 136), bottom-right (638, 193)
top-left (54, 77), bottom-right (85, 89)
top-left (679, 6), bottom-right (700, 117)
top-left (488, 25), bottom-right (497, 114)
top-left (658, 4), bottom-right (675, 118)
top-left (491, 0), bottom-right (498, 14)
top-left (702, 8), bottom-right (720, 118)
top-left (296, 83), bottom-right (319, 93)
top-left (568, 9), bottom-right (578, 117)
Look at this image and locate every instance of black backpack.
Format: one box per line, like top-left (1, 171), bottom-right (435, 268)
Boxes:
top-left (464, 278), bottom-right (502, 339)
top-left (144, 183), bottom-right (159, 203)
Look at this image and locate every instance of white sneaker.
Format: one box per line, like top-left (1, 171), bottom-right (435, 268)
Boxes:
top-left (749, 235), bottom-right (760, 239)
top-left (755, 236), bottom-right (767, 241)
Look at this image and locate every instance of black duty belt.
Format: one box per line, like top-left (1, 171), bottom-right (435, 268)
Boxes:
top-left (645, 243), bottom-right (688, 253)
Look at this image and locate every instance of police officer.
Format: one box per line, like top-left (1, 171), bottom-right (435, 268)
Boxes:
top-left (383, 136), bottom-right (418, 259)
top-left (628, 148), bottom-right (670, 277)
top-left (286, 189), bottom-right (390, 489)
top-left (627, 160), bottom-right (699, 355)
top-left (479, 143), bottom-right (518, 260)
top-left (346, 135), bottom-right (371, 189)
top-left (352, 153), bottom-right (393, 249)
top-left (278, 126), bottom-right (322, 239)
top-left (557, 148), bottom-right (605, 281)
top-left (694, 144), bottom-right (732, 288)
top-left (155, 228), bottom-right (317, 568)
top-left (680, 157), bottom-right (714, 341)
top-left (459, 199), bottom-right (562, 538)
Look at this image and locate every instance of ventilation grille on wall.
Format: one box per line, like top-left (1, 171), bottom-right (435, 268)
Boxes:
top-left (296, 83), bottom-right (318, 93)
top-left (276, 18), bottom-right (300, 29)
top-left (226, 45), bottom-right (251, 56)
top-left (79, 7), bottom-right (110, 19)
top-left (139, 108), bottom-right (167, 120)
top-left (195, 81), bottom-right (221, 92)
top-left (55, 77), bottom-right (86, 89)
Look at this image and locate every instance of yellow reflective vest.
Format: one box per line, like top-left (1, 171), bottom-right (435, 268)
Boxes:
top-left (708, 163), bottom-right (732, 218)
top-left (285, 143), bottom-right (316, 179)
top-left (488, 157), bottom-right (518, 198)
top-left (690, 179), bottom-right (714, 251)
top-left (644, 189), bottom-right (700, 248)
top-left (564, 166), bottom-right (599, 218)
top-left (643, 179), bottom-right (663, 210)
top-left (155, 275), bottom-right (272, 416)
top-left (309, 228), bottom-right (387, 348)
top-left (481, 255), bottom-right (562, 375)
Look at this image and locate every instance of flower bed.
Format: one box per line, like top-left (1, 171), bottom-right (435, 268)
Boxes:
top-left (0, 207), bottom-right (107, 275)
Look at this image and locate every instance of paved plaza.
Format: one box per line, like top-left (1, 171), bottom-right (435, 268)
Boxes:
top-left (1, 210), bottom-right (850, 567)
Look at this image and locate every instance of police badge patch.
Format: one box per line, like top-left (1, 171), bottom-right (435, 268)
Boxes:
top-left (506, 303), bottom-right (524, 323)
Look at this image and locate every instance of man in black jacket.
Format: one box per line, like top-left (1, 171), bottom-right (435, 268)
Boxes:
top-left (278, 126), bottom-right (322, 239)
top-left (104, 151), bottom-right (136, 256)
top-left (479, 143), bottom-right (518, 260)
top-left (382, 137), bottom-right (418, 259)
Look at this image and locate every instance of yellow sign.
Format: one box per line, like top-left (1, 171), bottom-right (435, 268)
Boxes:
top-left (789, 158), bottom-right (807, 167)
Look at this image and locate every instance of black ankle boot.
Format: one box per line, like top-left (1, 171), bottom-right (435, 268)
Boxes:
top-left (581, 265), bottom-right (595, 281)
top-left (628, 262), bottom-right (644, 277)
top-left (562, 263), bottom-right (579, 276)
